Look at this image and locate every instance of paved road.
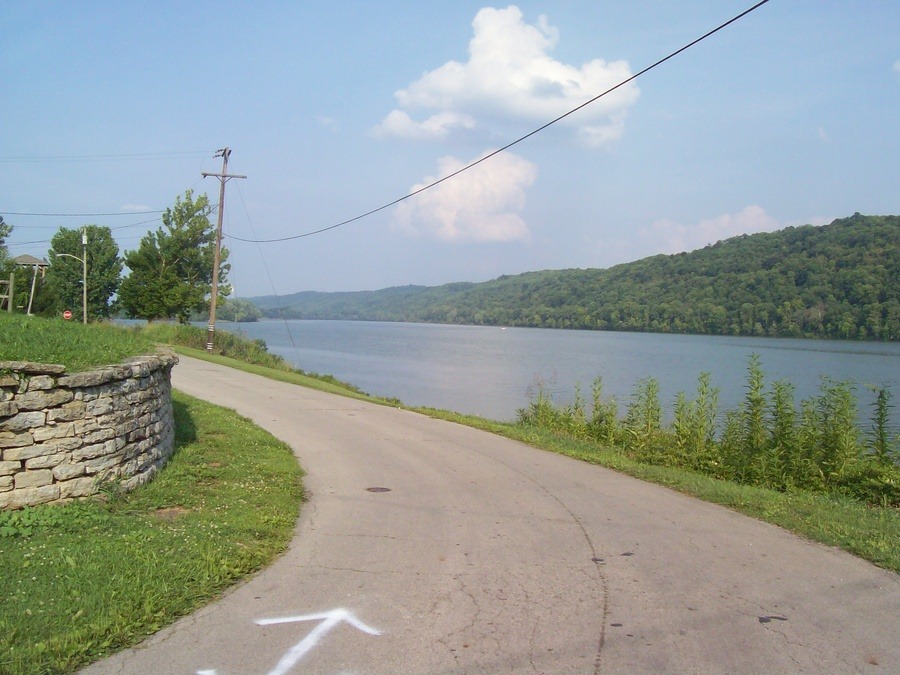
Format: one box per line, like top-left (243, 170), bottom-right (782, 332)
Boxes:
top-left (83, 355), bottom-right (899, 674)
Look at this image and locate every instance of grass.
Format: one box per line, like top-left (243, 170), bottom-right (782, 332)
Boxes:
top-left (0, 313), bottom-right (154, 371)
top-left (0, 390), bottom-right (304, 674)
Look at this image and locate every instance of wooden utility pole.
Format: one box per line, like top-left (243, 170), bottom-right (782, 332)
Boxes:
top-left (201, 147), bottom-right (246, 353)
top-left (81, 227), bottom-right (87, 324)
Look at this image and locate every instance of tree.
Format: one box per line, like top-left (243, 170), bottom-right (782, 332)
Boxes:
top-left (0, 215), bottom-right (11, 271)
top-left (218, 297), bottom-right (262, 322)
top-left (118, 190), bottom-right (229, 322)
top-left (46, 225), bottom-right (123, 320)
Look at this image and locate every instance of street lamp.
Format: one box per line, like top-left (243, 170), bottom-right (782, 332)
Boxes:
top-left (55, 228), bottom-right (88, 324)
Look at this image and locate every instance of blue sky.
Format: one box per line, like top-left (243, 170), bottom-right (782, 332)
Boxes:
top-left (2, 1), bottom-right (898, 297)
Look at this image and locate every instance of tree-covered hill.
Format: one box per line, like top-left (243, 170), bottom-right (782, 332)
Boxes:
top-left (250, 214), bottom-right (899, 340)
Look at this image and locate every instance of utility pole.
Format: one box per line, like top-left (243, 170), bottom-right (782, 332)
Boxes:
top-left (201, 147), bottom-right (246, 353)
top-left (81, 227), bottom-right (87, 324)
top-left (55, 227), bottom-right (88, 323)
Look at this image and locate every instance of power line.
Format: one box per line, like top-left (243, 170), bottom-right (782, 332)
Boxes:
top-left (2, 176), bottom-right (216, 221)
top-left (0, 151), bottom-right (215, 163)
top-left (225, 0), bottom-right (771, 245)
top-left (1, 210), bottom-right (164, 217)
top-left (233, 181), bottom-right (303, 362)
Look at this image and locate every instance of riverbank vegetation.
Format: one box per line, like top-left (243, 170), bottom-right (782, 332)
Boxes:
top-left (252, 214), bottom-right (899, 341)
top-left (517, 356), bottom-right (899, 507)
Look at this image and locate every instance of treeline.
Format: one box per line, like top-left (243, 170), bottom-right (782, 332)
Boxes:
top-left (252, 214), bottom-right (899, 340)
top-left (1, 190), bottom-right (233, 324)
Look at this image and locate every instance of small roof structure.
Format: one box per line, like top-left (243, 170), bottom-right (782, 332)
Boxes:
top-left (13, 254), bottom-right (49, 268)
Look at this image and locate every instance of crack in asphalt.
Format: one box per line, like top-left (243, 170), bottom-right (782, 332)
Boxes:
top-left (443, 440), bottom-right (610, 675)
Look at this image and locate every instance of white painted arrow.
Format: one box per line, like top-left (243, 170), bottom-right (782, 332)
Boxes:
top-left (255, 608), bottom-right (381, 675)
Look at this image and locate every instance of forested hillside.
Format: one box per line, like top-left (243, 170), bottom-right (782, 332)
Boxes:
top-left (251, 214), bottom-right (899, 340)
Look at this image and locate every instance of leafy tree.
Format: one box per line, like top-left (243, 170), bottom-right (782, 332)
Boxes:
top-left (45, 225), bottom-right (122, 320)
top-left (0, 215), bottom-right (11, 271)
top-left (119, 190), bottom-right (228, 322)
top-left (218, 297), bottom-right (262, 322)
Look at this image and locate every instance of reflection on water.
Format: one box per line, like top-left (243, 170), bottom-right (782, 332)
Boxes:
top-left (219, 320), bottom-right (899, 425)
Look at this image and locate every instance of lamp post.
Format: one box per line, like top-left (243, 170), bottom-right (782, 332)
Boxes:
top-left (55, 228), bottom-right (88, 324)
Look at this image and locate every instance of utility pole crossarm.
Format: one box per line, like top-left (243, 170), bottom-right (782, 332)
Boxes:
top-left (201, 172), bottom-right (248, 180)
top-left (202, 147), bottom-right (246, 353)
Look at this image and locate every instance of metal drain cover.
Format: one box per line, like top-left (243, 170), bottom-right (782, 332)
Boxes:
top-left (366, 487), bottom-right (392, 493)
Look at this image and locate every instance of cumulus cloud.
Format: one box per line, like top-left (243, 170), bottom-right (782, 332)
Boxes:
top-left (376, 110), bottom-right (476, 141)
top-left (641, 206), bottom-right (781, 254)
top-left (375, 5), bottom-right (638, 146)
top-left (392, 150), bottom-right (537, 243)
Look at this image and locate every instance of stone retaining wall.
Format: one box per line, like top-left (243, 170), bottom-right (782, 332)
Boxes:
top-left (0, 351), bottom-right (178, 510)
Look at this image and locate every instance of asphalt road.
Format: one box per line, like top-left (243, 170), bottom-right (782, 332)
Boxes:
top-left (83, 355), bottom-right (899, 674)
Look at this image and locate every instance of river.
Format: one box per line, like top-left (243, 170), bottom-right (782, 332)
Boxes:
top-left (216, 319), bottom-right (899, 426)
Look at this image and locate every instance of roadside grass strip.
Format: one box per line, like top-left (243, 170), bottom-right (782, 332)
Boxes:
top-left (0, 391), bottom-right (304, 674)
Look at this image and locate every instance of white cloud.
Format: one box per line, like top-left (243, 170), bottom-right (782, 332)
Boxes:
top-left (392, 150), bottom-right (537, 243)
top-left (817, 125), bottom-right (830, 142)
top-left (376, 6), bottom-right (638, 146)
top-left (316, 115), bottom-right (339, 131)
top-left (894, 59), bottom-right (900, 76)
top-left (641, 206), bottom-right (781, 254)
top-left (374, 110), bottom-right (475, 141)
top-left (121, 204), bottom-right (151, 212)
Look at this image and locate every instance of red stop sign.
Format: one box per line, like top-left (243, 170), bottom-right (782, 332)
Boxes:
top-left (63, 310), bottom-right (73, 320)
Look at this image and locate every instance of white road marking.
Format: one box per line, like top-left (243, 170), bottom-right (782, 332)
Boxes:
top-left (256, 608), bottom-right (381, 675)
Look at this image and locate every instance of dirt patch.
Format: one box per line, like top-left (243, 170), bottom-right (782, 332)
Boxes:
top-left (153, 506), bottom-right (190, 521)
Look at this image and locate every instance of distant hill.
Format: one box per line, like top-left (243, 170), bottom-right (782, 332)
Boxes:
top-left (250, 214), bottom-right (899, 341)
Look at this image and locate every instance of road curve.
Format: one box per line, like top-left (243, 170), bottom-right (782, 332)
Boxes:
top-left (83, 355), bottom-right (898, 674)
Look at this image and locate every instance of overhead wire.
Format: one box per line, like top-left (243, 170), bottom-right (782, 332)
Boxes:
top-left (0, 151), bottom-right (215, 163)
top-left (225, 0), bottom-right (771, 245)
top-left (232, 181), bottom-right (303, 362)
top-left (2, 210), bottom-right (164, 217)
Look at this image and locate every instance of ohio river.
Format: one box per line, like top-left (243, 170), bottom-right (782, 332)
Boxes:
top-left (219, 319), bottom-right (899, 425)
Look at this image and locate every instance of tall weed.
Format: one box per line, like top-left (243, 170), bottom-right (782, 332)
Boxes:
top-left (587, 377), bottom-right (620, 446)
top-left (519, 356), bottom-right (899, 507)
top-left (671, 373), bottom-right (720, 474)
top-left (624, 377), bottom-right (664, 461)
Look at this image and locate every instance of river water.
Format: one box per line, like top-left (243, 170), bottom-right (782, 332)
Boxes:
top-left (217, 319), bottom-right (899, 425)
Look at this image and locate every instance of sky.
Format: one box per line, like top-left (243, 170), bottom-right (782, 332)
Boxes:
top-left (2, 1), bottom-right (898, 297)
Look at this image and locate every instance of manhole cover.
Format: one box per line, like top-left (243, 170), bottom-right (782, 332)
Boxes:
top-left (366, 487), bottom-right (392, 493)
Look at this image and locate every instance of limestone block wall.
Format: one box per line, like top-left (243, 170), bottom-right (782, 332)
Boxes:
top-left (0, 351), bottom-right (178, 510)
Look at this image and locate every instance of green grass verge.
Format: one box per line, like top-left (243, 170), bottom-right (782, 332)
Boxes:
top-left (0, 313), bottom-right (155, 372)
top-left (0, 390), bottom-right (304, 674)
